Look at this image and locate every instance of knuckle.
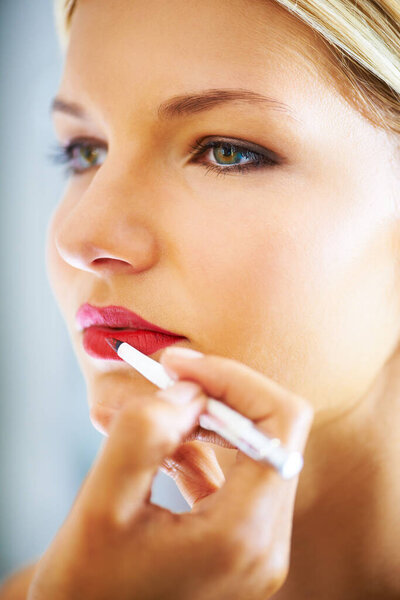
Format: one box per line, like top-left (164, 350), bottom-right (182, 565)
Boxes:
top-left (116, 402), bottom-right (153, 437)
top-left (89, 403), bottom-right (114, 435)
top-left (114, 401), bottom-right (179, 453)
top-left (198, 354), bottom-right (245, 396)
top-left (118, 400), bottom-right (143, 425)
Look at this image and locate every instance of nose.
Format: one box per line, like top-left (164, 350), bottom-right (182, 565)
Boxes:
top-left (54, 170), bottom-right (160, 277)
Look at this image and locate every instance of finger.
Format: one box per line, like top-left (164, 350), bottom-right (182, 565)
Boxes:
top-left (161, 441), bottom-right (225, 507)
top-left (160, 348), bottom-right (313, 520)
top-left (77, 381), bottom-right (207, 526)
top-left (160, 348), bottom-right (314, 449)
top-left (89, 403), bottom-right (118, 436)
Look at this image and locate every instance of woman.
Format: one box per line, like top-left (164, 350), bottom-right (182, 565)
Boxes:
top-left (2, 0), bottom-right (400, 598)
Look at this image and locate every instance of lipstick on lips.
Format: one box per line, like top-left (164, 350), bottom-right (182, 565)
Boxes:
top-left (76, 303), bottom-right (186, 360)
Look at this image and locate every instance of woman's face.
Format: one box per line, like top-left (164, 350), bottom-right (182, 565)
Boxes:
top-left (48, 0), bottom-right (400, 434)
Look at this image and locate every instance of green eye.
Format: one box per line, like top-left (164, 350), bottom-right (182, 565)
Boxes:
top-left (212, 144), bottom-right (251, 166)
top-left (188, 138), bottom-right (277, 176)
top-left (71, 143), bottom-right (107, 172)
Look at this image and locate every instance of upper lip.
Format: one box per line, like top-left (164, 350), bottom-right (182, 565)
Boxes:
top-left (76, 303), bottom-right (185, 337)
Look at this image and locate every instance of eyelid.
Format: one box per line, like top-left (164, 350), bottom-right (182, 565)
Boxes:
top-left (66, 135), bottom-right (107, 148)
top-left (195, 135), bottom-right (280, 160)
top-left (186, 135), bottom-right (282, 177)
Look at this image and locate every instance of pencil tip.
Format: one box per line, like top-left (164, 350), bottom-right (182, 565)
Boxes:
top-left (105, 337), bottom-right (122, 353)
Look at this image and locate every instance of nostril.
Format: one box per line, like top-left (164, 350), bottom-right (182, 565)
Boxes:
top-left (92, 258), bottom-right (131, 267)
top-left (91, 257), bottom-right (136, 274)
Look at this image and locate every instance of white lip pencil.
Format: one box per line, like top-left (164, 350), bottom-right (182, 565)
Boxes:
top-left (106, 338), bottom-right (303, 480)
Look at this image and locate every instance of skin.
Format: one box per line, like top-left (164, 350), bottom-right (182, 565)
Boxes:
top-left (18, 0), bottom-right (400, 598)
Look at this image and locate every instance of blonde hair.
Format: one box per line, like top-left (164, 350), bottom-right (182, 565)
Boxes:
top-left (54, 0), bottom-right (400, 135)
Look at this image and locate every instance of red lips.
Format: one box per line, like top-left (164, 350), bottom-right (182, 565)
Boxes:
top-left (76, 303), bottom-right (186, 359)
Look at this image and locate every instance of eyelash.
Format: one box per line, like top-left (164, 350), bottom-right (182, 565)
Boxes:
top-left (188, 139), bottom-right (277, 176)
top-left (48, 136), bottom-right (278, 178)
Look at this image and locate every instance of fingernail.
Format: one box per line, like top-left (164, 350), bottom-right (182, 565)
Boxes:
top-left (163, 347), bottom-right (204, 360)
top-left (156, 381), bottom-right (202, 404)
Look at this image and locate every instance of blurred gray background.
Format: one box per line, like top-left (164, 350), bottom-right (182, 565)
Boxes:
top-left (0, 0), bottom-right (189, 582)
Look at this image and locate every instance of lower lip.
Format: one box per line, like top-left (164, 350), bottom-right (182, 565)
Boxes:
top-left (82, 326), bottom-right (186, 360)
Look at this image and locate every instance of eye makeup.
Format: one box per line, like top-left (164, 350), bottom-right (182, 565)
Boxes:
top-left (48, 134), bottom-right (280, 177)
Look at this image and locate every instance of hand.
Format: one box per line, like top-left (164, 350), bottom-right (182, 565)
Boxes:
top-left (27, 349), bottom-right (313, 600)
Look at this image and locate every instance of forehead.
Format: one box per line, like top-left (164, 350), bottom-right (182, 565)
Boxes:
top-left (58, 0), bottom-right (341, 127)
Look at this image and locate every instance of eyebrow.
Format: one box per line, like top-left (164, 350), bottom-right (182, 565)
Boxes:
top-left (50, 88), bottom-right (299, 122)
top-left (158, 89), bottom-right (298, 121)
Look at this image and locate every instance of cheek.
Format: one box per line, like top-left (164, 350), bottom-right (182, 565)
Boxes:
top-left (185, 197), bottom-right (400, 413)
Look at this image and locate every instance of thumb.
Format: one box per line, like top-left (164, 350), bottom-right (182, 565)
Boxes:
top-left (161, 441), bottom-right (225, 507)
